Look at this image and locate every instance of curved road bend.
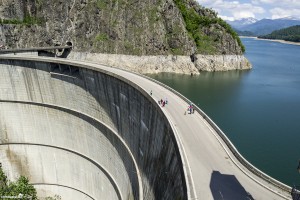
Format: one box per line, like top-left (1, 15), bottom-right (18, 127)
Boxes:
top-left (0, 56), bottom-right (290, 200)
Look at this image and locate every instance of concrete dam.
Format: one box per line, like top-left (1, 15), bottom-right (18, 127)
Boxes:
top-left (0, 56), bottom-right (292, 200)
top-left (0, 57), bottom-right (186, 199)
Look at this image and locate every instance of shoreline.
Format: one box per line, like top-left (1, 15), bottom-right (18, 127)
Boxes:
top-left (239, 36), bottom-right (256, 39)
top-left (240, 36), bottom-right (300, 46)
top-left (68, 52), bottom-right (252, 74)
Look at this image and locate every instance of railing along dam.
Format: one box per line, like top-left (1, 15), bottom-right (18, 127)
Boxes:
top-left (0, 57), bottom-right (187, 200)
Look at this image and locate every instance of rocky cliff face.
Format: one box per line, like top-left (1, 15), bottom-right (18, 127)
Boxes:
top-left (0, 0), bottom-right (243, 54)
top-left (0, 0), bottom-right (250, 72)
top-left (0, 0), bottom-right (192, 54)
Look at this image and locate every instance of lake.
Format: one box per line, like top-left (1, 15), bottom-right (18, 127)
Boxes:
top-left (147, 37), bottom-right (300, 186)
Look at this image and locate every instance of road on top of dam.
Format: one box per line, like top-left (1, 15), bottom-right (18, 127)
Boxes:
top-left (0, 56), bottom-right (290, 200)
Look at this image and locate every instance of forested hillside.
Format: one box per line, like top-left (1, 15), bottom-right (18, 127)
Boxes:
top-left (258, 25), bottom-right (300, 42)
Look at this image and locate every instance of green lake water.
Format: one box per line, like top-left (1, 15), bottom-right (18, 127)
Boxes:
top-left (147, 38), bottom-right (300, 186)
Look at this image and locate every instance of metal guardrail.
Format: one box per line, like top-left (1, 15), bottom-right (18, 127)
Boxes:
top-left (0, 46), bottom-right (72, 54)
top-left (291, 186), bottom-right (300, 200)
top-left (139, 73), bottom-right (292, 199)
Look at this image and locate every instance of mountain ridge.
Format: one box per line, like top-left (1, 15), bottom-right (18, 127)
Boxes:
top-left (227, 17), bottom-right (258, 30)
top-left (228, 17), bottom-right (300, 36)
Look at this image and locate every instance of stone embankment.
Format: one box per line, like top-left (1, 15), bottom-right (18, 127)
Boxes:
top-left (68, 52), bottom-right (252, 75)
top-left (194, 55), bottom-right (252, 72)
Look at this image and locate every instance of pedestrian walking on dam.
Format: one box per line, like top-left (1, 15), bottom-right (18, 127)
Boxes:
top-left (165, 97), bottom-right (168, 104)
top-left (188, 105), bottom-right (194, 114)
top-left (150, 90), bottom-right (152, 96)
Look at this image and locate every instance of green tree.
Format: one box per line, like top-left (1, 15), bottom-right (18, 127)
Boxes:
top-left (0, 165), bottom-right (8, 192)
top-left (0, 165), bottom-right (37, 199)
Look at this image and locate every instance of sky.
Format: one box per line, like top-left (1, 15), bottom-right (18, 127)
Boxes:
top-left (197, 0), bottom-right (300, 21)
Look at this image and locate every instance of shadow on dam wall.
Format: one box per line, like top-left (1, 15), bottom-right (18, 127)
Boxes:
top-left (0, 59), bottom-right (187, 200)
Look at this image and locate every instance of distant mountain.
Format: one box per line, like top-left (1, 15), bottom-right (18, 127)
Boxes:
top-left (228, 18), bottom-right (300, 36)
top-left (235, 30), bottom-right (255, 37)
top-left (280, 16), bottom-right (300, 21)
top-left (258, 25), bottom-right (300, 42)
top-left (227, 17), bottom-right (258, 30)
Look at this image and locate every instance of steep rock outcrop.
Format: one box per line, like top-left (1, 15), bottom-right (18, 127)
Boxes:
top-left (0, 0), bottom-right (194, 55)
top-left (194, 55), bottom-right (251, 71)
top-left (0, 0), bottom-right (250, 72)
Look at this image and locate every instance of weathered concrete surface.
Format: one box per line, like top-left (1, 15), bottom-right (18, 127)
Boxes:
top-left (0, 103), bottom-right (130, 200)
top-left (0, 56), bottom-right (290, 200)
top-left (0, 57), bottom-right (186, 200)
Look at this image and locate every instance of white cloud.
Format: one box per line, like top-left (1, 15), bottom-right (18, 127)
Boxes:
top-left (253, 0), bottom-right (275, 3)
top-left (219, 15), bottom-right (235, 21)
top-left (270, 7), bottom-right (300, 19)
top-left (197, 0), bottom-right (265, 20)
top-left (197, 0), bottom-right (300, 20)
top-left (252, 0), bottom-right (300, 8)
top-left (233, 11), bottom-right (256, 19)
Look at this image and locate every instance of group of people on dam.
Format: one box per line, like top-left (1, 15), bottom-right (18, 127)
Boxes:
top-left (158, 98), bottom-right (168, 107)
top-left (150, 89), bottom-right (194, 114)
top-left (150, 90), bottom-right (169, 107)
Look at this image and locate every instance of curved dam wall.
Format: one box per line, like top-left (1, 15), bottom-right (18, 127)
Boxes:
top-left (0, 59), bottom-right (187, 200)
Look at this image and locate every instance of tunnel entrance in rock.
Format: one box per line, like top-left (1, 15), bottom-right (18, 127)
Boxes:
top-left (66, 41), bottom-right (73, 47)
